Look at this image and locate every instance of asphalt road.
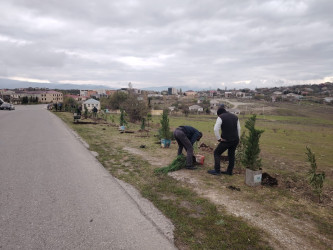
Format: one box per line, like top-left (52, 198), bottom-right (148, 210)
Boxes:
top-left (0, 105), bottom-right (176, 250)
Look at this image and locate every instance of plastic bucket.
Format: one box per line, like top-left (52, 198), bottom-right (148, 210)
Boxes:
top-left (161, 139), bottom-right (171, 148)
top-left (195, 154), bottom-right (205, 165)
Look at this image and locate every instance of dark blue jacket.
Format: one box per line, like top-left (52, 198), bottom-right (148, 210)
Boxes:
top-left (179, 126), bottom-right (201, 145)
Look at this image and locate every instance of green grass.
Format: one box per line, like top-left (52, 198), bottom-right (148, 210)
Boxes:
top-left (55, 111), bottom-right (271, 249)
top-left (54, 104), bottom-right (333, 248)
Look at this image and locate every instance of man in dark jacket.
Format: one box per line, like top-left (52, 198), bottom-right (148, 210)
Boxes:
top-left (208, 105), bottom-right (240, 175)
top-left (173, 126), bottom-right (202, 169)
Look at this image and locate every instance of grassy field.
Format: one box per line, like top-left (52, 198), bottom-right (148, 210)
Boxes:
top-left (54, 101), bottom-right (333, 249)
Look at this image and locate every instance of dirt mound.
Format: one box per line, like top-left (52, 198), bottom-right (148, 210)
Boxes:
top-left (261, 173), bottom-right (278, 186)
top-left (199, 143), bottom-right (214, 152)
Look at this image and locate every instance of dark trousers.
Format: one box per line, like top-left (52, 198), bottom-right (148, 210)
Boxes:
top-left (173, 128), bottom-right (193, 167)
top-left (214, 140), bottom-right (239, 173)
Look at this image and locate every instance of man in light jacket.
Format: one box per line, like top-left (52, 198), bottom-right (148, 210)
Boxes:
top-left (208, 104), bottom-right (240, 175)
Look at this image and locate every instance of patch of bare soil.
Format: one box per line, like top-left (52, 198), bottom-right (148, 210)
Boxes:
top-left (168, 170), bottom-right (332, 250)
top-left (123, 146), bottom-right (170, 167)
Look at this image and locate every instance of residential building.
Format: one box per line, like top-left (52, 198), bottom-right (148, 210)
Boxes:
top-left (80, 90), bottom-right (98, 98)
top-left (225, 92), bottom-right (233, 98)
top-left (209, 90), bottom-right (217, 97)
top-left (96, 89), bottom-right (106, 95)
top-left (80, 90), bottom-right (88, 97)
top-left (40, 91), bottom-right (63, 103)
top-left (11, 90), bottom-right (63, 104)
top-left (64, 94), bottom-right (85, 102)
top-left (82, 98), bottom-right (101, 112)
top-left (168, 88), bottom-right (178, 95)
top-left (189, 105), bottom-right (203, 112)
top-left (106, 90), bottom-right (116, 96)
top-left (236, 92), bottom-right (246, 98)
top-left (184, 90), bottom-right (197, 96)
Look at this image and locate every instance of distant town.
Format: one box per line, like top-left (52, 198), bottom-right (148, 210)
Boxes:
top-left (1, 82), bottom-right (332, 115)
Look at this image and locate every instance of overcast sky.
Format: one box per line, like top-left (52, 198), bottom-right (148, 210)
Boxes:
top-left (0, 0), bottom-right (332, 90)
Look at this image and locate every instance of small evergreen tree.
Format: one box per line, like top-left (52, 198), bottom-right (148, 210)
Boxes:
top-left (141, 118), bottom-right (146, 130)
top-left (147, 113), bottom-right (152, 128)
top-left (160, 109), bottom-right (172, 139)
top-left (84, 105), bottom-right (88, 118)
top-left (306, 146), bottom-right (325, 203)
top-left (242, 115), bottom-right (264, 170)
top-left (119, 109), bottom-right (127, 126)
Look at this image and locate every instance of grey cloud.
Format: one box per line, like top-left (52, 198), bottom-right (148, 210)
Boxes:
top-left (0, 42), bottom-right (67, 68)
top-left (0, 0), bottom-right (332, 88)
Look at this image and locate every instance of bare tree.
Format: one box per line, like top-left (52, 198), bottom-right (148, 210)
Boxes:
top-left (122, 93), bottom-right (149, 123)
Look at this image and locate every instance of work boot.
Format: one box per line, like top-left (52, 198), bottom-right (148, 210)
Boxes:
top-left (207, 169), bottom-right (221, 175)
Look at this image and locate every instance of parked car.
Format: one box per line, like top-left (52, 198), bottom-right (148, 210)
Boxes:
top-left (0, 103), bottom-right (15, 110)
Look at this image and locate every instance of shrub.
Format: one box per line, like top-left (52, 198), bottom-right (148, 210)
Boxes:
top-left (241, 115), bottom-right (264, 170)
top-left (306, 146), bottom-right (325, 203)
top-left (159, 109), bottom-right (172, 139)
top-left (141, 118), bottom-right (146, 130)
top-left (119, 109), bottom-right (127, 126)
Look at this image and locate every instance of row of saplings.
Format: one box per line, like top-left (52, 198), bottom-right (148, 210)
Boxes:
top-left (153, 110), bottom-right (326, 203)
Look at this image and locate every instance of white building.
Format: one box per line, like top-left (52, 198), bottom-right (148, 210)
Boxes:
top-left (225, 92), bottom-right (233, 98)
top-left (80, 90), bottom-right (88, 97)
top-left (82, 99), bottom-right (101, 112)
top-left (189, 105), bottom-right (203, 112)
top-left (236, 92), bottom-right (246, 98)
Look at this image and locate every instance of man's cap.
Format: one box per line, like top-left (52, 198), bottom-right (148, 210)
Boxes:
top-left (217, 106), bottom-right (226, 116)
